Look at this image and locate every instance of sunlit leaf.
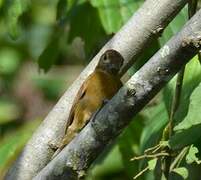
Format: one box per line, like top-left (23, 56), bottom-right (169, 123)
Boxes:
top-left (169, 124), bottom-right (201, 149)
top-left (172, 167), bottom-right (188, 179)
top-left (161, 173), bottom-right (167, 180)
top-left (163, 56), bottom-right (201, 125)
top-left (148, 158), bottom-right (157, 170)
top-left (169, 76), bottom-right (201, 149)
top-left (186, 145), bottom-right (201, 164)
top-left (67, 0), bottom-right (83, 11)
top-left (0, 0), bottom-right (4, 8)
top-left (174, 82), bottom-right (201, 131)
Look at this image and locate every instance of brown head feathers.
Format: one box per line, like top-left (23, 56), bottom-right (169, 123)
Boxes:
top-left (96, 49), bottom-right (124, 75)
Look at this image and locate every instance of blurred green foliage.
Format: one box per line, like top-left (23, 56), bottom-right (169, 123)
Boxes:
top-left (0, 119), bottom-right (41, 178)
top-left (0, 0), bottom-right (201, 179)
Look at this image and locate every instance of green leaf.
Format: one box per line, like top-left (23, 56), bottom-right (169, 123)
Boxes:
top-left (67, 0), bottom-right (82, 11)
top-left (159, 6), bottom-right (188, 45)
top-left (161, 173), bottom-right (167, 180)
top-left (172, 167), bottom-right (189, 179)
top-left (56, 0), bottom-right (68, 23)
top-left (186, 145), bottom-right (201, 164)
top-left (148, 159), bottom-right (157, 170)
top-left (163, 56), bottom-right (201, 125)
top-left (161, 7), bottom-right (188, 126)
top-left (87, 145), bottom-right (124, 180)
top-left (0, 101), bottom-right (21, 124)
top-left (118, 115), bottom-right (144, 178)
top-left (174, 82), bottom-right (201, 131)
top-left (68, 2), bottom-right (106, 55)
top-left (90, 0), bottom-right (142, 34)
top-left (169, 76), bottom-right (201, 149)
top-left (129, 39), bottom-right (160, 75)
top-left (0, 119), bottom-right (41, 177)
top-left (169, 124), bottom-right (201, 149)
top-left (33, 78), bottom-right (65, 100)
top-left (0, 0), bottom-right (4, 8)
top-left (56, 0), bottom-right (82, 24)
top-left (5, 0), bottom-right (30, 39)
top-left (166, 56), bottom-right (201, 149)
top-left (38, 29), bottom-right (60, 72)
top-left (0, 48), bottom-right (21, 75)
top-left (140, 101), bottom-right (168, 153)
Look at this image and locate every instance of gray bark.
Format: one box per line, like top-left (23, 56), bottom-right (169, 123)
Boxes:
top-left (33, 9), bottom-right (201, 180)
top-left (5, 0), bottom-right (188, 179)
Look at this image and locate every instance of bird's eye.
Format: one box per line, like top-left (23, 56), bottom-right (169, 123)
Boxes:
top-left (103, 54), bottom-right (107, 61)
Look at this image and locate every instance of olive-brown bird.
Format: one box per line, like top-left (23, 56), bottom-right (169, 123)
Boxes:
top-left (53, 49), bottom-right (124, 157)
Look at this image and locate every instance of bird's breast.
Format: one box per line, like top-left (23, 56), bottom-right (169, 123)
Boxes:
top-left (84, 70), bottom-right (122, 109)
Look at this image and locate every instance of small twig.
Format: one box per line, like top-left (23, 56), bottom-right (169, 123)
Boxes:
top-left (168, 66), bottom-right (185, 137)
top-left (170, 146), bottom-right (189, 171)
top-left (144, 144), bottom-right (162, 154)
top-left (162, 63), bottom-right (185, 179)
top-left (145, 141), bottom-right (169, 154)
top-left (133, 166), bottom-right (149, 179)
top-left (131, 152), bottom-right (170, 161)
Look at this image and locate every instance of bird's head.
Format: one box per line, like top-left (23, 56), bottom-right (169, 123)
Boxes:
top-left (96, 49), bottom-right (124, 75)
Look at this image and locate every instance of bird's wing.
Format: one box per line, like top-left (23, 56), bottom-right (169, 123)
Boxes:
top-left (65, 74), bottom-right (93, 131)
top-left (51, 76), bottom-right (92, 159)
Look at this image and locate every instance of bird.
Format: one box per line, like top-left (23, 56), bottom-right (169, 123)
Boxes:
top-left (53, 49), bottom-right (124, 157)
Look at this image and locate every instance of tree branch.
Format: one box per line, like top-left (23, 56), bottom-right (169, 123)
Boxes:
top-left (5, 0), bottom-right (188, 179)
top-left (33, 9), bottom-right (201, 180)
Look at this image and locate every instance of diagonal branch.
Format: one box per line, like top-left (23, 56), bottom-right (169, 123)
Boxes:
top-left (33, 9), bottom-right (201, 180)
top-left (5, 0), bottom-right (189, 179)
